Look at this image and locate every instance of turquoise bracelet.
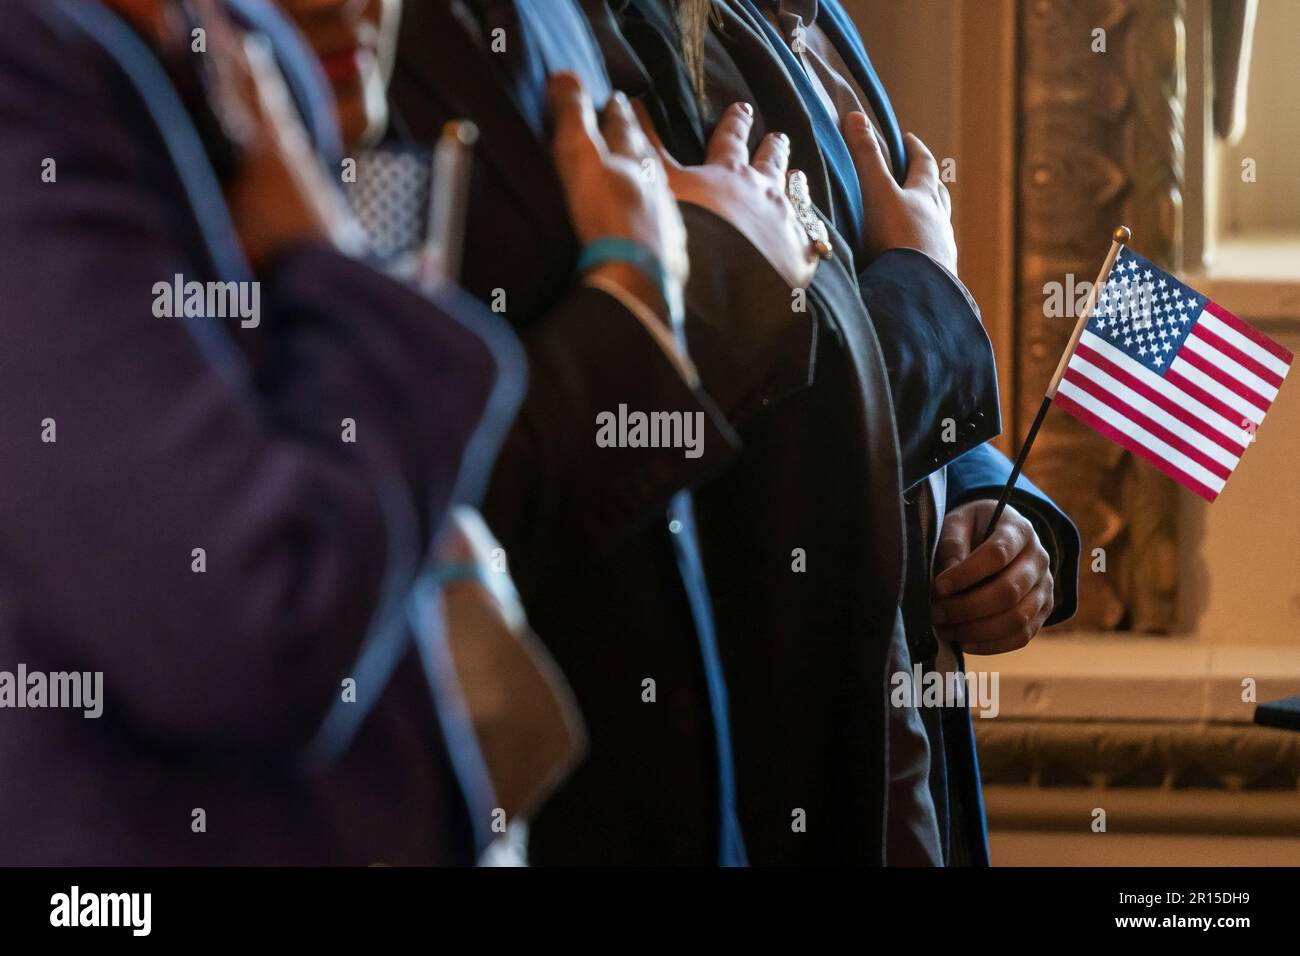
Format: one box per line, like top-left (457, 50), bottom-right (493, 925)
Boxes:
top-left (575, 237), bottom-right (670, 310)
top-left (428, 561), bottom-right (489, 589)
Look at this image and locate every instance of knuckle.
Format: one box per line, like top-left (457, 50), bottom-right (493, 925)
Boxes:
top-left (1014, 601), bottom-right (1036, 627)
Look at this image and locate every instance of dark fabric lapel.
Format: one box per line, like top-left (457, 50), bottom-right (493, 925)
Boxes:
top-left (816, 0), bottom-right (907, 182)
top-left (710, 2), bottom-right (836, 218)
top-left (607, 0), bottom-right (708, 162)
top-left (605, 0), bottom-right (837, 230)
top-left (619, 0), bottom-right (906, 610)
top-left (388, 0), bottom-right (570, 248)
top-left (728, 0), bottom-right (864, 248)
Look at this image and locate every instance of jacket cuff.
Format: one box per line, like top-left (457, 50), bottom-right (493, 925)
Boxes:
top-left (859, 248), bottom-right (1000, 488)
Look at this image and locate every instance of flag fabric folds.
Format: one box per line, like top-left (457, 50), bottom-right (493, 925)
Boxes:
top-left (1055, 248), bottom-right (1293, 501)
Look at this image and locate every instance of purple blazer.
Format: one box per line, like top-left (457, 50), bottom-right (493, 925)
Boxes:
top-left (0, 0), bottom-right (523, 864)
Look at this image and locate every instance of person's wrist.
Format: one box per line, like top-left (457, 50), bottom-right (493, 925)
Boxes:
top-left (584, 261), bottom-right (672, 323)
top-left (577, 237), bottom-right (681, 326)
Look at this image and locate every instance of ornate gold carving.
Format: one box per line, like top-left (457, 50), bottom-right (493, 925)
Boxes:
top-left (1015, 0), bottom-right (1187, 630)
top-left (977, 720), bottom-right (1300, 791)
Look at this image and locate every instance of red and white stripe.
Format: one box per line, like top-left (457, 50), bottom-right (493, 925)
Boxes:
top-left (1055, 301), bottom-right (1293, 502)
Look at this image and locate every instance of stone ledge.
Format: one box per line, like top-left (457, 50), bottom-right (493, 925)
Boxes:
top-left (988, 829), bottom-right (1300, 866)
top-left (984, 784), bottom-right (1300, 837)
top-left (980, 634), bottom-right (1300, 722)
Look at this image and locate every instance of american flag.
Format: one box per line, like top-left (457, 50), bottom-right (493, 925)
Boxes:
top-left (1055, 248), bottom-right (1293, 502)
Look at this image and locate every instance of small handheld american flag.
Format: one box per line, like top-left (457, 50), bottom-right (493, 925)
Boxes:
top-left (982, 227), bottom-right (1294, 539)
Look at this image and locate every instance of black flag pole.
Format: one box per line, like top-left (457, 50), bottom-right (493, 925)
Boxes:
top-left (978, 226), bottom-right (1132, 543)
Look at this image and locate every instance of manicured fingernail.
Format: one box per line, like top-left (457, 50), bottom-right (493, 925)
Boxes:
top-left (776, 131), bottom-right (789, 145)
top-left (738, 102), bottom-right (753, 116)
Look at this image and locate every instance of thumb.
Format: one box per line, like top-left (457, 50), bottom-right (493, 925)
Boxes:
top-left (933, 507), bottom-right (975, 593)
top-left (901, 131), bottom-right (941, 192)
top-left (841, 111), bottom-right (894, 194)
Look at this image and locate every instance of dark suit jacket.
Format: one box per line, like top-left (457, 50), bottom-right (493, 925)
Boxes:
top-left (585, 0), bottom-right (957, 864)
top-left (389, 0), bottom-right (798, 864)
top-left (0, 0), bottom-right (523, 864)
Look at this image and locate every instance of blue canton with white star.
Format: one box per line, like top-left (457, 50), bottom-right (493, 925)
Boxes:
top-left (1087, 248), bottom-right (1207, 376)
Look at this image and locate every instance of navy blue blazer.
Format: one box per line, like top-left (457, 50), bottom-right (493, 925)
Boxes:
top-left (0, 0), bottom-right (523, 864)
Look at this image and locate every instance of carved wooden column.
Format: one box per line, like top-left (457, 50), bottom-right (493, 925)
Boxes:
top-left (1016, 0), bottom-right (1186, 630)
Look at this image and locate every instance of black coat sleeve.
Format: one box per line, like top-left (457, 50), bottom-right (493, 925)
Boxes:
top-left (678, 203), bottom-right (818, 424)
top-left (480, 279), bottom-right (739, 565)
